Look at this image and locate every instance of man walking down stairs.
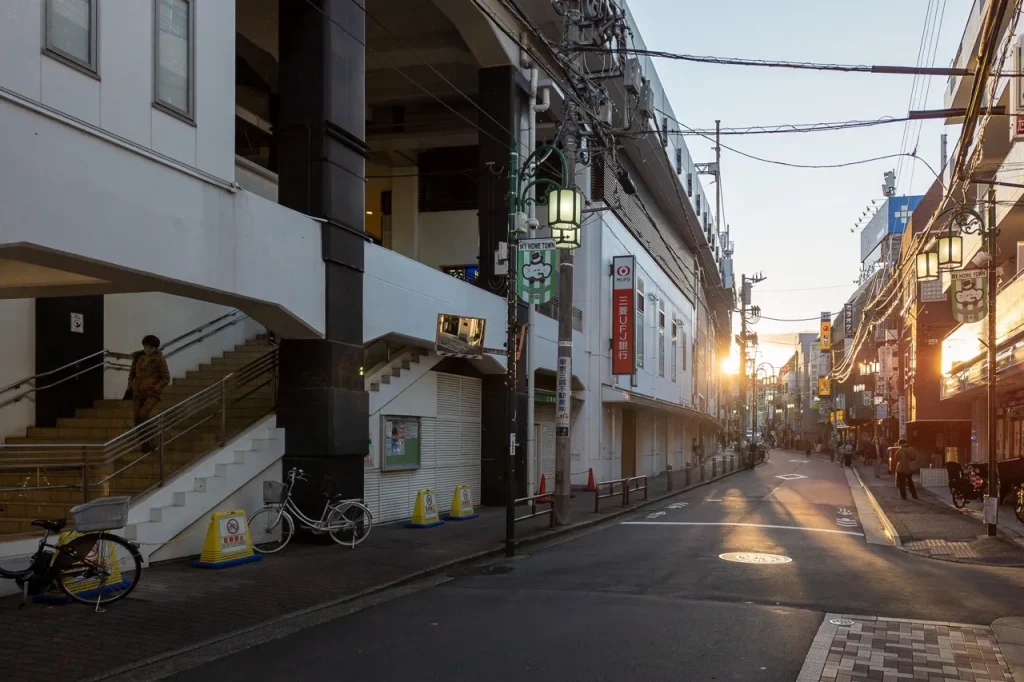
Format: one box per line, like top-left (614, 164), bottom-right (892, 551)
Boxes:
top-left (127, 335), bottom-right (170, 453)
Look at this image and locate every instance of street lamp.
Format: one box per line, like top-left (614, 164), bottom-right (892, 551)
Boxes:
top-left (916, 251), bottom-right (939, 281)
top-left (916, 202), bottom-right (996, 535)
top-left (547, 187), bottom-right (583, 249)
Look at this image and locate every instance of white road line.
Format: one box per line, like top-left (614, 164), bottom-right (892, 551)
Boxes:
top-left (620, 521), bottom-right (865, 537)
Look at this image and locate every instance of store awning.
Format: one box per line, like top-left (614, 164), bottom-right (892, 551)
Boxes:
top-left (600, 385), bottom-right (723, 429)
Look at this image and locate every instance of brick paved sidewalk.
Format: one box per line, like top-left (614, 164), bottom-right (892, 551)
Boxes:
top-left (797, 614), bottom-right (1014, 682)
top-left (852, 463), bottom-right (1024, 566)
top-left (0, 454), bottom-right (745, 682)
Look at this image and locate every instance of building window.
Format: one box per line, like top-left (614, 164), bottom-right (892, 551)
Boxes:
top-left (696, 194), bottom-right (701, 215)
top-left (636, 278), bottom-right (645, 369)
top-left (670, 321), bottom-right (678, 382)
top-left (680, 330), bottom-right (687, 370)
top-left (686, 172), bottom-right (693, 197)
top-left (154, 0), bottom-right (194, 119)
top-left (675, 148), bottom-right (683, 175)
top-left (44, 0), bottom-right (98, 73)
top-left (658, 301), bottom-right (666, 378)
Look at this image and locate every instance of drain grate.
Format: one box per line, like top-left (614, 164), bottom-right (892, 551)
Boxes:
top-left (467, 564), bottom-right (515, 576)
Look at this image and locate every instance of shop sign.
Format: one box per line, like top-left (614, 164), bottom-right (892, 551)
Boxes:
top-left (878, 345), bottom-right (893, 379)
top-left (843, 303), bottom-right (854, 337)
top-left (817, 377), bottom-right (830, 396)
top-left (556, 357), bottom-right (570, 433)
top-left (611, 255), bottom-right (636, 375)
top-left (898, 396), bottom-right (907, 439)
top-left (820, 312), bottom-right (832, 351)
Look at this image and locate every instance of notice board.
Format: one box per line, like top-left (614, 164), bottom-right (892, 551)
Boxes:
top-left (381, 416), bottom-right (421, 472)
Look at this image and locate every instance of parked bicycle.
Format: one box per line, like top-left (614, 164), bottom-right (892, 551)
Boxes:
top-left (248, 468), bottom-right (372, 553)
top-left (0, 496), bottom-right (142, 611)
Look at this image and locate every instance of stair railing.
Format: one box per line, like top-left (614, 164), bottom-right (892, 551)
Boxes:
top-left (0, 309), bottom-right (250, 412)
top-left (0, 348), bottom-right (278, 502)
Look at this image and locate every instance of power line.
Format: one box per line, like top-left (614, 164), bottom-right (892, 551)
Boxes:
top-left (758, 283), bottom-right (856, 293)
top-left (756, 315), bottom-right (826, 322)
top-left (669, 117), bottom-right (910, 136)
top-left (576, 45), bottom-right (1023, 77)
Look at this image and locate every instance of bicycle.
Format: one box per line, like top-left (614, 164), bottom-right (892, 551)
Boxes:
top-left (248, 468), bottom-right (372, 553)
top-left (0, 496), bottom-right (142, 611)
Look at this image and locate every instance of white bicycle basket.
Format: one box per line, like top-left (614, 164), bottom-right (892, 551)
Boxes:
top-left (69, 496), bottom-right (130, 533)
top-left (263, 480), bottom-right (287, 504)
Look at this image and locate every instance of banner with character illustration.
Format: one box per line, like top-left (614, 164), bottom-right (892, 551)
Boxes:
top-left (951, 270), bottom-right (987, 324)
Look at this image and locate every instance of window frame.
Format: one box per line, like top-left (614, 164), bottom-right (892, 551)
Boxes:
top-left (671, 321), bottom-right (678, 382)
top-left (43, 0), bottom-right (99, 76)
top-left (636, 278), bottom-right (645, 370)
top-left (153, 0), bottom-right (196, 123)
top-left (657, 301), bottom-right (666, 378)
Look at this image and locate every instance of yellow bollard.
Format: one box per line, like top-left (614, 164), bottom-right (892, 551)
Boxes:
top-left (191, 510), bottom-right (261, 569)
top-left (406, 488), bottom-right (444, 528)
top-left (447, 484), bottom-right (478, 521)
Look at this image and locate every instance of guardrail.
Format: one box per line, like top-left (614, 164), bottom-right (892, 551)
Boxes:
top-left (593, 478), bottom-right (626, 512)
top-left (0, 347), bottom-right (277, 503)
top-left (513, 492), bottom-right (555, 527)
top-left (0, 309), bottom-right (250, 412)
top-left (625, 475), bottom-right (648, 504)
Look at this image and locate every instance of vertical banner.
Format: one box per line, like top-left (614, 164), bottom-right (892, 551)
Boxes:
top-left (556, 356), bottom-right (570, 435)
top-left (819, 312), bottom-right (832, 352)
top-left (878, 345), bottom-right (893, 378)
top-left (611, 255), bottom-right (636, 376)
top-left (951, 270), bottom-right (988, 323)
top-left (817, 377), bottom-right (830, 396)
top-left (843, 303), bottom-right (854, 337)
top-left (898, 395), bottom-right (907, 439)
top-left (517, 238), bottom-right (557, 304)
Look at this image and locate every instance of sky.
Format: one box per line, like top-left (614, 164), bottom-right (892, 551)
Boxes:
top-left (626, 0), bottom-right (972, 371)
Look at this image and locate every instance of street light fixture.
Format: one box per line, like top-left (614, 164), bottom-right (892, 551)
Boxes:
top-left (916, 251), bottom-right (939, 282)
top-left (547, 187), bottom-right (583, 249)
top-left (937, 230), bottom-right (964, 270)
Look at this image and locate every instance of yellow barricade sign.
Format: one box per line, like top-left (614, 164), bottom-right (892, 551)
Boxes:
top-left (191, 510), bottom-right (261, 569)
top-left (447, 484), bottom-right (478, 521)
top-left (406, 488), bottom-right (444, 528)
top-left (34, 531), bottom-right (130, 604)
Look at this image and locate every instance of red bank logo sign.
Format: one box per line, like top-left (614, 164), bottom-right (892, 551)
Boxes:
top-left (612, 255), bottom-right (636, 376)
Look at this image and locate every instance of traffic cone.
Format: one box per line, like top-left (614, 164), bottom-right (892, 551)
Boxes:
top-left (537, 474), bottom-right (548, 503)
top-left (585, 468), bottom-right (596, 492)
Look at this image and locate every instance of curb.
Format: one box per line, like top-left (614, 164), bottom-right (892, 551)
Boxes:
top-left (992, 617), bottom-right (1024, 682)
top-left (82, 461), bottom-right (750, 682)
top-left (850, 464), bottom-right (902, 547)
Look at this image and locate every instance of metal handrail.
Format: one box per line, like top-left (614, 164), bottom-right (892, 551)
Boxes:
top-left (0, 310), bottom-right (250, 411)
top-left (0, 349), bottom-right (278, 501)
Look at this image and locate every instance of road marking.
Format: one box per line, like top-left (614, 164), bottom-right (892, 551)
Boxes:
top-left (775, 473), bottom-right (807, 481)
top-left (837, 508), bottom-right (853, 516)
top-left (835, 519), bottom-right (859, 528)
top-left (646, 511), bottom-right (666, 519)
top-left (666, 502), bottom-right (688, 509)
top-left (789, 459), bottom-right (809, 463)
top-left (620, 521), bottom-right (864, 537)
top-left (705, 498), bottom-right (722, 502)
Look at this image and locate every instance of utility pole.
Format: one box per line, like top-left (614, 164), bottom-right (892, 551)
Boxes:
top-left (554, 8), bottom-right (580, 525)
top-left (986, 185), bottom-right (998, 537)
top-left (739, 274), bottom-right (748, 446)
top-left (505, 141), bottom-right (520, 557)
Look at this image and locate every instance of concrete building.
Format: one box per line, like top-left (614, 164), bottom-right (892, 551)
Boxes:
top-left (0, 0), bottom-right (732, 560)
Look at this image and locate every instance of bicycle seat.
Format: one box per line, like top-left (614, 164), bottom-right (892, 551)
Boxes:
top-left (31, 519), bottom-right (67, 533)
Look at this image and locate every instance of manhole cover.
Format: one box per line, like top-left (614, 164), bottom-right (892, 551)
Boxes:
top-left (829, 618), bottom-right (855, 626)
top-left (718, 552), bottom-right (793, 565)
top-left (468, 565), bottom-right (515, 576)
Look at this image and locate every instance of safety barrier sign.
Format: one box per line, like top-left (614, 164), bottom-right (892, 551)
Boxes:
top-left (447, 484), bottom-right (478, 521)
top-left (192, 510), bottom-right (261, 569)
top-left (406, 488), bottom-right (444, 528)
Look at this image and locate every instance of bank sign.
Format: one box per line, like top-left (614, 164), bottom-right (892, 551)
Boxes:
top-left (612, 255), bottom-right (636, 376)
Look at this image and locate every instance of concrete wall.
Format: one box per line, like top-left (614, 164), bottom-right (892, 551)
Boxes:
top-left (0, 300), bottom-right (34, 441)
top-left (0, 0), bottom-right (236, 181)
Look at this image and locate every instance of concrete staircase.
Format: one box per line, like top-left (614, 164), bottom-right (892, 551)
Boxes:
top-left (366, 347), bottom-right (442, 414)
top-left (0, 337), bottom-right (275, 534)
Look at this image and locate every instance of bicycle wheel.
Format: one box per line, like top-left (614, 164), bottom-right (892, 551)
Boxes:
top-left (952, 488), bottom-right (967, 509)
top-left (56, 533), bottom-right (142, 606)
top-left (327, 502), bottom-right (372, 548)
top-left (249, 506), bottom-right (294, 553)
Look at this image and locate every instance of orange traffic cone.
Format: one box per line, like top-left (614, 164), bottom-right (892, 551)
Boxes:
top-left (537, 474), bottom-right (549, 503)
top-left (585, 468), bottom-right (596, 492)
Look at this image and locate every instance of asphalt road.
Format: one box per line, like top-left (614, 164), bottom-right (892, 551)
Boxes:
top-left (169, 453), bottom-right (1024, 682)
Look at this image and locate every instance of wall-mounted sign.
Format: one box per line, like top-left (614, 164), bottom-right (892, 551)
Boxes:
top-left (435, 314), bottom-right (486, 359)
top-left (517, 239), bottom-right (557, 304)
top-left (820, 312), bottom-right (832, 351)
top-left (843, 303), bottom-right (854, 337)
top-left (817, 377), bottom-right (830, 396)
top-left (70, 312), bottom-right (84, 334)
top-left (878, 345), bottom-right (893, 379)
top-left (380, 416), bottom-right (422, 472)
top-left (898, 395), bottom-right (907, 439)
top-left (611, 255), bottom-right (636, 376)
top-left (951, 273), bottom-right (987, 324)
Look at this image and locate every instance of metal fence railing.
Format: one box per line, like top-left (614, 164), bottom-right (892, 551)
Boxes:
top-left (0, 348), bottom-right (277, 504)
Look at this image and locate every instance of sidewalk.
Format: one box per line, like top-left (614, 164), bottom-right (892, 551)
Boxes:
top-left (852, 462), bottom-right (1024, 567)
top-left (0, 453), bottom-right (745, 682)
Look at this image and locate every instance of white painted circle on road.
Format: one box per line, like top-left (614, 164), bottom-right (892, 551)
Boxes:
top-left (718, 552), bottom-right (793, 565)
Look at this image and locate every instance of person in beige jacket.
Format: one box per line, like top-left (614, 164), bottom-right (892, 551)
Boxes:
top-left (127, 335), bottom-right (170, 452)
top-left (895, 438), bottom-right (918, 500)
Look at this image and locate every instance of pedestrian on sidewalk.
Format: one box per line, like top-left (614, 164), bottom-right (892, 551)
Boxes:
top-left (874, 437), bottom-right (886, 478)
top-left (895, 439), bottom-right (918, 500)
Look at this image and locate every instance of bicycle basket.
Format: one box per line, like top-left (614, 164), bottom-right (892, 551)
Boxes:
top-left (69, 496), bottom-right (130, 533)
top-left (263, 480), bottom-right (287, 504)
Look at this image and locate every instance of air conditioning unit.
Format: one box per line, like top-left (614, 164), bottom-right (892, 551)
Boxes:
top-left (623, 58), bottom-right (643, 96)
top-left (637, 79), bottom-right (655, 122)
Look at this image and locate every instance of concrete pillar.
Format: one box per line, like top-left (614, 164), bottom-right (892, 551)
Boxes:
top-left (391, 167), bottom-right (419, 261)
top-left (275, 0), bottom-right (367, 514)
